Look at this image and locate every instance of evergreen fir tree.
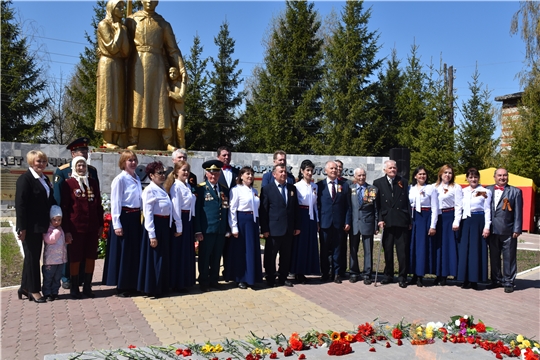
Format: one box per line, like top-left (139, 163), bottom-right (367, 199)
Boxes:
top-left (184, 34), bottom-right (210, 150)
top-left (455, 67), bottom-right (497, 173)
top-left (1, 0), bottom-right (50, 142)
top-left (207, 21), bottom-right (244, 150)
top-left (243, 0), bottom-right (324, 153)
top-left (65, 0), bottom-right (106, 146)
top-left (318, 0), bottom-right (382, 156)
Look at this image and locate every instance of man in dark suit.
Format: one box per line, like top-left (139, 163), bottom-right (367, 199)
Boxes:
top-left (194, 160), bottom-right (230, 292)
top-left (487, 168), bottom-right (523, 293)
top-left (52, 137), bottom-right (99, 289)
top-left (260, 164), bottom-right (301, 287)
top-left (172, 148), bottom-right (197, 186)
top-left (217, 146), bottom-right (239, 189)
top-left (373, 160), bottom-right (411, 288)
top-left (349, 168), bottom-right (379, 285)
top-left (317, 161), bottom-right (352, 284)
top-left (261, 150), bottom-right (295, 187)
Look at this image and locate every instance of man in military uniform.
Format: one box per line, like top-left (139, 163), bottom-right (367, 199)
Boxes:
top-left (53, 137), bottom-right (100, 289)
top-left (194, 160), bottom-right (230, 292)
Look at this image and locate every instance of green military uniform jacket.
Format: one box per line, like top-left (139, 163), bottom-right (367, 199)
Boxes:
top-left (194, 180), bottom-right (229, 235)
top-left (53, 163), bottom-right (99, 205)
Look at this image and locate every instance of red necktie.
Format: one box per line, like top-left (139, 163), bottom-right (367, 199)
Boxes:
top-left (331, 182), bottom-right (336, 199)
top-left (494, 185), bottom-right (505, 191)
top-left (222, 165), bottom-right (231, 170)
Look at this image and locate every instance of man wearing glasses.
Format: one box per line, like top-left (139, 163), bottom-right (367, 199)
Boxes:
top-left (194, 160), bottom-right (230, 292)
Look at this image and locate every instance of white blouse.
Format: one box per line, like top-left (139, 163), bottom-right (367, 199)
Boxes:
top-left (409, 184), bottom-right (439, 229)
top-left (111, 170), bottom-right (142, 229)
top-left (142, 181), bottom-right (172, 239)
top-left (295, 180), bottom-right (318, 222)
top-left (435, 183), bottom-right (463, 228)
top-left (228, 185), bottom-right (260, 234)
top-left (461, 185), bottom-right (491, 229)
top-left (170, 179), bottom-right (196, 233)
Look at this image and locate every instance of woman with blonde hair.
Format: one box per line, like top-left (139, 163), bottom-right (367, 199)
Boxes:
top-left (102, 150), bottom-right (142, 297)
top-left (16, 150), bottom-right (56, 303)
top-left (433, 164), bottom-right (463, 286)
top-left (168, 160), bottom-right (196, 292)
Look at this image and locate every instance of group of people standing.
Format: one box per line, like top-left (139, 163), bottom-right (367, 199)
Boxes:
top-left (378, 161), bottom-right (523, 293)
top-left (14, 144), bottom-right (523, 303)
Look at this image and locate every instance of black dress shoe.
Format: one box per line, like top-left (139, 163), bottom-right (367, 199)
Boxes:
top-left (28, 293), bottom-right (47, 303)
top-left (334, 275), bottom-right (342, 284)
top-left (209, 282), bottom-right (222, 289)
top-left (320, 275), bottom-right (329, 283)
top-left (399, 281), bottom-right (408, 288)
top-left (238, 282), bottom-right (248, 289)
top-left (439, 277), bottom-right (447, 286)
top-left (380, 277), bottom-right (393, 285)
top-left (200, 285), bottom-right (209, 292)
top-left (416, 277), bottom-right (424, 287)
top-left (408, 275), bottom-right (418, 285)
top-left (433, 277), bottom-right (440, 286)
top-left (295, 274), bottom-right (307, 284)
top-left (470, 282), bottom-right (478, 290)
top-left (349, 275), bottom-right (358, 284)
top-left (461, 281), bottom-right (471, 289)
top-left (50, 294), bottom-right (59, 301)
top-left (504, 286), bottom-right (514, 293)
top-left (283, 280), bottom-right (294, 287)
top-left (363, 277), bottom-right (372, 285)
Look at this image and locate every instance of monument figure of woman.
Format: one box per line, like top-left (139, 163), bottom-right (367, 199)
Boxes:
top-left (125, 0), bottom-right (187, 151)
top-left (95, 0), bottom-right (130, 149)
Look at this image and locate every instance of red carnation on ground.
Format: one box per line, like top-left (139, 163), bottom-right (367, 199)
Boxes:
top-left (128, 345), bottom-right (136, 349)
top-left (391, 328), bottom-right (403, 340)
top-left (175, 348), bottom-right (182, 355)
top-left (369, 347), bottom-right (376, 352)
top-left (269, 353), bottom-right (278, 359)
top-left (475, 322), bottom-right (486, 333)
top-left (298, 354), bottom-right (306, 360)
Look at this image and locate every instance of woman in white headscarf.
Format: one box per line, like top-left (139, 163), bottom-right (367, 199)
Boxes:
top-left (61, 156), bottom-right (104, 299)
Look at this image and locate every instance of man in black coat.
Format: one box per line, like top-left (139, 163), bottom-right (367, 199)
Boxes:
top-left (260, 164), bottom-right (301, 287)
top-left (373, 160), bottom-right (411, 288)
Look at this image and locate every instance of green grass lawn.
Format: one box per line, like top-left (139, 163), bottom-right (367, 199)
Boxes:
top-left (1, 231), bottom-right (23, 287)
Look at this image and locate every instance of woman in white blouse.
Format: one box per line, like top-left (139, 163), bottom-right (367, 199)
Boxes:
top-left (166, 160), bottom-right (196, 292)
top-left (433, 164), bottom-right (463, 286)
top-left (291, 160), bottom-right (320, 284)
top-left (137, 161), bottom-right (172, 298)
top-left (457, 168), bottom-right (491, 290)
top-left (408, 166), bottom-right (439, 287)
top-left (102, 150), bottom-right (142, 297)
top-left (226, 166), bottom-right (262, 289)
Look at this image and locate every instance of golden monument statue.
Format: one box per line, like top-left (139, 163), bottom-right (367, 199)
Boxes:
top-left (95, 0), bottom-right (129, 149)
top-left (125, 0), bottom-right (188, 151)
top-left (95, 0), bottom-right (188, 151)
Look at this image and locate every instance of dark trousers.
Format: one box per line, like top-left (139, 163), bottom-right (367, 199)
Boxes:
top-left (382, 226), bottom-right (409, 281)
top-left (21, 231), bottom-right (43, 293)
top-left (264, 234), bottom-right (293, 284)
top-left (319, 226), bottom-right (346, 277)
top-left (350, 232), bottom-right (374, 277)
top-left (198, 233), bottom-right (225, 285)
top-left (42, 264), bottom-right (63, 296)
top-left (489, 234), bottom-right (517, 287)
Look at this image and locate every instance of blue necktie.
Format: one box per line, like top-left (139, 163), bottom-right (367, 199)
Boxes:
top-left (358, 186), bottom-right (364, 206)
top-left (280, 184), bottom-right (286, 203)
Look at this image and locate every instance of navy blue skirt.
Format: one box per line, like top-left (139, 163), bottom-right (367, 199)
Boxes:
top-left (224, 212), bottom-right (262, 285)
top-left (409, 209), bottom-right (435, 276)
top-left (137, 216), bottom-right (170, 296)
top-left (102, 209), bottom-right (142, 290)
top-left (457, 213), bottom-right (488, 282)
top-left (290, 208), bottom-right (321, 276)
top-left (169, 212), bottom-right (196, 289)
top-left (434, 211), bottom-right (459, 277)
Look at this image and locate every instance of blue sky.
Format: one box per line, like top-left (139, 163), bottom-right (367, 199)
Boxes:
top-left (13, 1), bottom-right (525, 124)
